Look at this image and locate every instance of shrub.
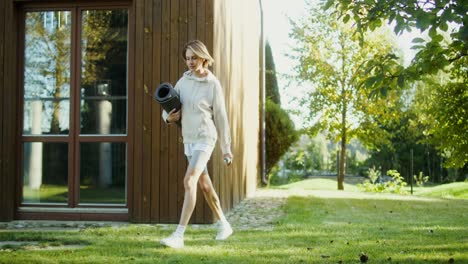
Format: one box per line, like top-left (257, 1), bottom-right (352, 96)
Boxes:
top-left (265, 99), bottom-right (298, 176)
top-left (358, 167), bottom-right (408, 194)
top-left (386, 170), bottom-right (407, 194)
top-left (414, 171), bottom-right (429, 186)
top-left (359, 167), bottom-right (385, 192)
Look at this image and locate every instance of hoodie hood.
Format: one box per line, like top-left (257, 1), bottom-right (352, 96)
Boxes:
top-left (183, 69), bottom-right (216, 82)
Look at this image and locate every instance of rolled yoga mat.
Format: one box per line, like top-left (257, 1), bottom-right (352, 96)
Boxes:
top-left (154, 82), bottom-right (182, 126)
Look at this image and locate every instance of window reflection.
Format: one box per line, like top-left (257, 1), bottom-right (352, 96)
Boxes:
top-left (23, 11), bottom-right (71, 135)
top-left (22, 143), bottom-right (68, 203)
top-left (80, 9), bottom-right (128, 135)
top-left (80, 142), bottom-right (126, 204)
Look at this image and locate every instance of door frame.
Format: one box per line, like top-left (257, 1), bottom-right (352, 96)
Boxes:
top-left (15, 0), bottom-right (134, 221)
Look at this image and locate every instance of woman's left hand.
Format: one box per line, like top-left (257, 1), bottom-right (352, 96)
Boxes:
top-left (223, 153), bottom-right (233, 166)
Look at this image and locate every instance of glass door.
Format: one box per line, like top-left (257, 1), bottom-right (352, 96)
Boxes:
top-left (22, 10), bottom-right (72, 205)
top-left (77, 9), bottom-right (128, 205)
top-left (21, 6), bottom-right (130, 209)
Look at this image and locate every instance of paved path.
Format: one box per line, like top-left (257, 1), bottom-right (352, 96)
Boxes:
top-left (225, 189), bottom-right (287, 231)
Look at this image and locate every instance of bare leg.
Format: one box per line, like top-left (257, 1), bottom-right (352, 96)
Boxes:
top-left (178, 167), bottom-right (204, 226)
top-left (198, 169), bottom-right (225, 221)
top-left (178, 150), bottom-right (212, 226)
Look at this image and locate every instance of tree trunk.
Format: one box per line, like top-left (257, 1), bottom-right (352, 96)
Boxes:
top-left (338, 132), bottom-right (346, 190)
top-left (50, 12), bottom-right (66, 134)
top-left (338, 33), bottom-right (347, 190)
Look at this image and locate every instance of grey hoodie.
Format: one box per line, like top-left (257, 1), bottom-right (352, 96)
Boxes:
top-left (162, 70), bottom-right (232, 155)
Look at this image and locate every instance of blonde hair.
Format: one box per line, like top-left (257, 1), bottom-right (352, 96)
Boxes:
top-left (182, 40), bottom-right (214, 68)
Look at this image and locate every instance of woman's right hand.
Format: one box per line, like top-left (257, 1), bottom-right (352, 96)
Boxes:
top-left (167, 108), bottom-right (181, 123)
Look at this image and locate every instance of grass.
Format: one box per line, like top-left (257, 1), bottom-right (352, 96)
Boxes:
top-left (22, 184), bottom-right (125, 204)
top-left (272, 177), bottom-right (363, 192)
top-left (1, 179), bottom-right (467, 263)
top-left (412, 182), bottom-right (468, 199)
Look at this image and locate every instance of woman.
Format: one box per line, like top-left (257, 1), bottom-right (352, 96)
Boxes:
top-left (160, 40), bottom-right (234, 249)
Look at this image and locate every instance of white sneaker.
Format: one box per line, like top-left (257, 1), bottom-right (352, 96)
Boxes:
top-left (160, 233), bottom-right (184, 249)
top-left (216, 222), bottom-right (233, 240)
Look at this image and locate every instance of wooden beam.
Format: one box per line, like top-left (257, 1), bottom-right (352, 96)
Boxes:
top-left (1, 0), bottom-right (18, 221)
top-left (132, 0), bottom-right (145, 222)
top-left (150, 0), bottom-right (162, 223)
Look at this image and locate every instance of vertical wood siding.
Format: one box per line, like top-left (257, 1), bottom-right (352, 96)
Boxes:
top-left (212, 0), bottom-right (261, 213)
top-left (131, 0), bottom-right (223, 223)
top-left (0, 0), bottom-right (6, 221)
top-left (0, 0), bottom-right (18, 221)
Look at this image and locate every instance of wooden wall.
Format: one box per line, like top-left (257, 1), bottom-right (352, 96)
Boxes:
top-left (0, 0), bottom-right (260, 223)
top-left (0, 0), bottom-right (18, 221)
top-left (131, 0), bottom-right (219, 223)
top-left (132, 0), bottom-right (261, 223)
top-left (212, 0), bottom-right (261, 212)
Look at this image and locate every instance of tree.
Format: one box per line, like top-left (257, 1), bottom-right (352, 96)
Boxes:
top-left (413, 72), bottom-right (468, 169)
top-left (330, 0), bottom-right (467, 78)
top-left (283, 134), bottom-right (325, 177)
top-left (265, 41), bottom-right (298, 180)
top-left (265, 41), bottom-right (281, 105)
top-left (25, 11), bottom-right (71, 134)
top-left (265, 99), bottom-right (298, 177)
top-left (332, 0), bottom-right (468, 168)
top-left (289, 1), bottom-right (402, 190)
top-left (364, 100), bottom-right (444, 183)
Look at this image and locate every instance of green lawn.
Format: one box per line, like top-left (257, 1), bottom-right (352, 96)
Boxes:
top-left (1, 179), bottom-right (467, 263)
top-left (412, 182), bottom-right (468, 199)
top-left (273, 177), bottom-right (363, 191)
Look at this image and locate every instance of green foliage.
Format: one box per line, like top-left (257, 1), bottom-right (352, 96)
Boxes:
top-left (332, 0), bottom-right (467, 80)
top-left (386, 169), bottom-right (408, 193)
top-left (362, 96), bottom-right (445, 183)
top-left (367, 166), bottom-right (380, 184)
top-left (265, 41), bottom-right (281, 105)
top-left (289, 1), bottom-right (403, 189)
top-left (414, 171), bottom-right (429, 186)
top-left (359, 166), bottom-right (386, 192)
top-left (265, 99), bottom-right (298, 176)
top-left (333, 0), bottom-right (468, 168)
top-left (265, 41), bottom-right (298, 178)
top-left (359, 167), bottom-right (407, 194)
top-left (414, 74), bottom-right (468, 168)
top-left (282, 135), bottom-right (325, 173)
top-left (269, 169), bottom-right (305, 186)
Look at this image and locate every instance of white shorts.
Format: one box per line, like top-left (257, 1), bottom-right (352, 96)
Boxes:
top-left (184, 143), bottom-right (214, 172)
top-left (184, 143), bottom-right (215, 156)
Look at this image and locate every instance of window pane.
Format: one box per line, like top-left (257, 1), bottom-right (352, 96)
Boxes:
top-left (23, 11), bottom-right (71, 135)
top-left (80, 9), bottom-right (128, 135)
top-left (22, 143), bottom-right (68, 203)
top-left (80, 142), bottom-right (126, 204)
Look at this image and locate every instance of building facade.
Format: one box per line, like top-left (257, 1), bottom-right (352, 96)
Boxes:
top-left (0, 0), bottom-right (261, 223)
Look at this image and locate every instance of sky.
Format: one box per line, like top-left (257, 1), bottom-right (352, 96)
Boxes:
top-left (262, 0), bottom-right (423, 129)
